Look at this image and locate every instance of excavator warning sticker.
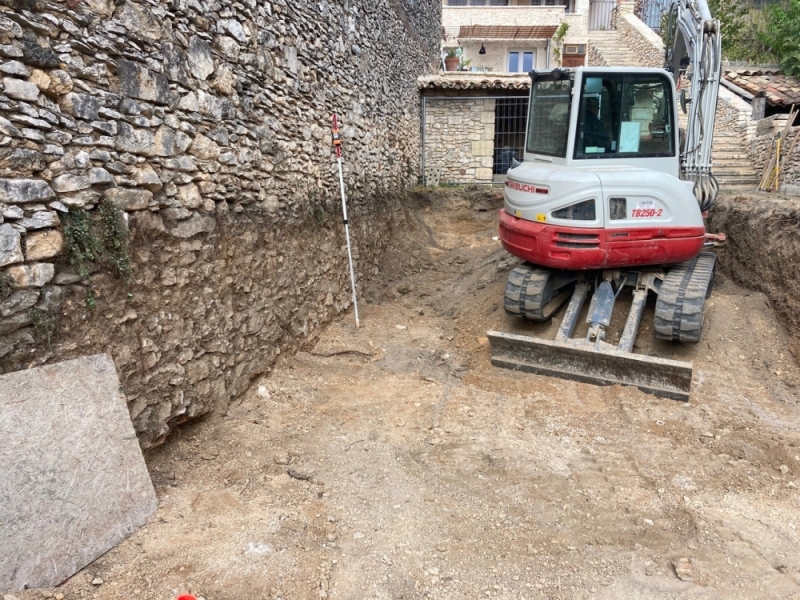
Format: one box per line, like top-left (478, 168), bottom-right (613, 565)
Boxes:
top-left (536, 213), bottom-right (547, 222)
top-left (632, 199), bottom-right (662, 218)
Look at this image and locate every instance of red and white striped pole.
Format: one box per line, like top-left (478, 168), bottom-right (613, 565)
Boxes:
top-left (332, 113), bottom-right (360, 329)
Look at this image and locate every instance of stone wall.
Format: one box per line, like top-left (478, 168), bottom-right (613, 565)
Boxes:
top-left (424, 98), bottom-right (496, 184)
top-left (748, 117), bottom-right (800, 188)
top-left (0, 0), bottom-right (439, 447)
top-left (713, 87), bottom-right (755, 139)
top-left (587, 41), bottom-right (607, 66)
top-left (615, 8), bottom-right (663, 68)
top-left (442, 6), bottom-right (566, 29)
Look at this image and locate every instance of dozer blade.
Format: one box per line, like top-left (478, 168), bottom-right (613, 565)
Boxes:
top-left (487, 330), bottom-right (693, 401)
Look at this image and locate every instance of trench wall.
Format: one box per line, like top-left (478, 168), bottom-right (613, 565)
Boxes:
top-left (0, 0), bottom-right (439, 447)
top-left (710, 194), bottom-right (800, 359)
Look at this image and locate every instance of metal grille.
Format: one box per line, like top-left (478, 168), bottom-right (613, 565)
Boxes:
top-left (493, 98), bottom-right (528, 175)
top-left (588, 0), bottom-right (616, 29)
top-left (636, 0), bottom-right (670, 31)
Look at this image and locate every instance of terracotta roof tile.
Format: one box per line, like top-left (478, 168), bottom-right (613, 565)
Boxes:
top-left (417, 73), bottom-right (530, 91)
top-left (724, 68), bottom-right (800, 107)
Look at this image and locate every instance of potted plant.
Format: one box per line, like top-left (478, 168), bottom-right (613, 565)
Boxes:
top-left (444, 48), bottom-right (460, 72)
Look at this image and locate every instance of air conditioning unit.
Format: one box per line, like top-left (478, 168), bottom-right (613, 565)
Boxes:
top-left (564, 44), bottom-right (586, 55)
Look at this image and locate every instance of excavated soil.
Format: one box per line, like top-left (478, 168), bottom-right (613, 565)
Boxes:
top-left (14, 188), bottom-right (800, 600)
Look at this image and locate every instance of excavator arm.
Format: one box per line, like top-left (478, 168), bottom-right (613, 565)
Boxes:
top-left (663, 0), bottom-right (722, 212)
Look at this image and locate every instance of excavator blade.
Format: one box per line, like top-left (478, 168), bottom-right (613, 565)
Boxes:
top-left (487, 330), bottom-right (693, 401)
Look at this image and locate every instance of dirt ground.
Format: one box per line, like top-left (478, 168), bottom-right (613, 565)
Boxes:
top-left (16, 189), bottom-right (800, 600)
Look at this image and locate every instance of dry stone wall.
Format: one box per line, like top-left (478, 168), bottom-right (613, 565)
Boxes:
top-left (0, 0), bottom-right (439, 447)
top-left (748, 117), bottom-right (800, 188)
top-left (615, 10), bottom-right (663, 68)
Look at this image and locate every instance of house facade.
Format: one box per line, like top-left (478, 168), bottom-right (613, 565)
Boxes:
top-left (441, 0), bottom-right (593, 73)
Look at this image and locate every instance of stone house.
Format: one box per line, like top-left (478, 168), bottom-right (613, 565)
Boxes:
top-left (419, 73), bottom-right (530, 184)
top-left (421, 0), bottom-right (602, 185)
top-left (441, 0), bottom-right (593, 73)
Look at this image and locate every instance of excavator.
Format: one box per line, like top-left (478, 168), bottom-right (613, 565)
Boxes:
top-left (487, 0), bottom-right (722, 400)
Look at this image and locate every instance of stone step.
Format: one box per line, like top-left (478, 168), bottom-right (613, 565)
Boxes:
top-left (711, 148), bottom-right (750, 158)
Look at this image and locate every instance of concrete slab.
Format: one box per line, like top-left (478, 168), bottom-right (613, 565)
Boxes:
top-left (0, 354), bottom-right (157, 592)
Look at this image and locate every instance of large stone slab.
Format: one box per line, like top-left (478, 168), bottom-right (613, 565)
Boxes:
top-left (0, 354), bottom-right (157, 591)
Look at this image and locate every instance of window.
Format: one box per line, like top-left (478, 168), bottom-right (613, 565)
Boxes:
top-left (575, 73), bottom-right (675, 159)
top-left (552, 199), bottom-right (596, 221)
top-left (446, 0), bottom-right (510, 5)
top-left (609, 197), bottom-right (627, 220)
top-left (526, 77), bottom-right (572, 158)
top-left (508, 50), bottom-right (535, 73)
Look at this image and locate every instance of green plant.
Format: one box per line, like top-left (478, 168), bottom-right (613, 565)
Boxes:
top-left (85, 288), bottom-right (96, 310)
top-left (27, 307), bottom-right (56, 351)
top-left (552, 22), bottom-right (569, 66)
top-left (759, 0), bottom-right (800, 76)
top-left (0, 272), bottom-right (12, 302)
top-left (445, 47), bottom-right (459, 59)
top-left (313, 205), bottom-right (329, 227)
top-left (60, 201), bottom-right (131, 314)
top-left (97, 198), bottom-right (131, 281)
top-left (62, 200), bottom-right (131, 284)
top-left (63, 206), bottom-right (101, 279)
top-left (460, 57), bottom-right (472, 70)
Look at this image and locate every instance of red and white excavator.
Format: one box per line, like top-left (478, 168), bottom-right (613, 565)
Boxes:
top-left (487, 0), bottom-right (722, 399)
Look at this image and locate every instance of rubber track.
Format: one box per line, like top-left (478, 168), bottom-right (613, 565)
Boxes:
top-left (504, 264), bottom-right (553, 322)
top-left (654, 252), bottom-right (717, 343)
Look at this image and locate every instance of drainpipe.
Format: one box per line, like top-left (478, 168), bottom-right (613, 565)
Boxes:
top-left (546, 38), bottom-right (551, 69)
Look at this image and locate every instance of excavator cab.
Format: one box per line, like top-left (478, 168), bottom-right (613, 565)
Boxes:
top-left (524, 68), bottom-right (679, 177)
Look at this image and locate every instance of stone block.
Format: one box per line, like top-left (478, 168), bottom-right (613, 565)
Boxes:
top-left (18, 210), bottom-right (59, 230)
top-left (472, 141), bottom-right (493, 157)
top-left (2, 77), bottom-right (39, 102)
top-left (0, 289), bottom-right (38, 317)
top-left (0, 223), bottom-right (23, 266)
top-left (61, 92), bottom-right (100, 121)
top-left (0, 61), bottom-right (29, 77)
top-left (476, 167), bottom-right (493, 181)
top-left (105, 187), bottom-right (153, 211)
top-left (188, 133), bottom-right (220, 160)
top-left (0, 179), bottom-right (54, 204)
top-left (0, 310), bottom-right (32, 335)
top-left (177, 183), bottom-right (202, 209)
top-left (0, 355), bottom-right (157, 590)
top-left (5, 262), bottom-right (54, 288)
top-left (131, 164), bottom-right (163, 191)
top-left (167, 213), bottom-right (216, 238)
top-left (187, 37), bottom-right (215, 81)
top-left (154, 125), bottom-right (177, 157)
top-left (24, 229), bottom-right (63, 260)
top-left (117, 59), bottom-right (170, 105)
top-left (52, 173), bottom-right (92, 193)
top-left (116, 122), bottom-right (156, 157)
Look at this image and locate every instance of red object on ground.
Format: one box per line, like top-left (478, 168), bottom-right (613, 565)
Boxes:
top-left (176, 595), bottom-right (197, 600)
top-left (498, 210), bottom-right (705, 270)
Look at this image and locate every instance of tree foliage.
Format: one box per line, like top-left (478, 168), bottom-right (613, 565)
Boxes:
top-left (707, 0), bottom-right (775, 64)
top-left (758, 0), bottom-right (800, 76)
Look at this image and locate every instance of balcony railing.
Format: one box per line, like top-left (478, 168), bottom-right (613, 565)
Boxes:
top-left (445, 0), bottom-right (567, 6)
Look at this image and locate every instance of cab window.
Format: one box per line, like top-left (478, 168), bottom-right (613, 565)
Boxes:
top-left (575, 74), bottom-right (675, 159)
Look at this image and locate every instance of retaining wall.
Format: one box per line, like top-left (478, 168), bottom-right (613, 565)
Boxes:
top-left (0, 0), bottom-right (439, 447)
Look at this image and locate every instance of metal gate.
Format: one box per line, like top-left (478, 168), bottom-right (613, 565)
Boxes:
top-left (637, 0), bottom-right (670, 31)
top-left (589, 0), bottom-right (616, 30)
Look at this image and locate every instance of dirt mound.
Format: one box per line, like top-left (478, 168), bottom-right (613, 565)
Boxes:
top-left (710, 193), bottom-right (800, 359)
